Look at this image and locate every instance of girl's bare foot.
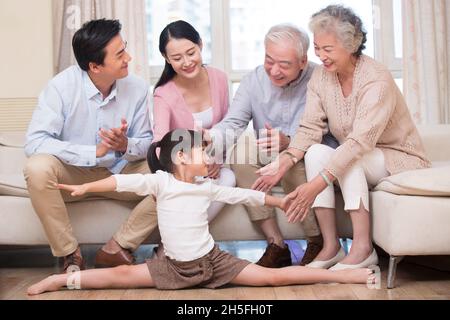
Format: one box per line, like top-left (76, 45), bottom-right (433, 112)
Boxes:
top-left (27, 275), bottom-right (65, 296)
top-left (336, 268), bottom-right (377, 285)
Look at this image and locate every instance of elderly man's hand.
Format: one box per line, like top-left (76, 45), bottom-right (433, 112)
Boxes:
top-left (252, 159), bottom-right (284, 192)
top-left (257, 123), bottom-right (291, 153)
top-left (252, 152), bottom-right (296, 192)
top-left (252, 172), bottom-right (283, 193)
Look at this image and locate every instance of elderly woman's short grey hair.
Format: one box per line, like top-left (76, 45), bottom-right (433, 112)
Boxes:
top-left (264, 24), bottom-right (310, 59)
top-left (309, 5), bottom-right (367, 57)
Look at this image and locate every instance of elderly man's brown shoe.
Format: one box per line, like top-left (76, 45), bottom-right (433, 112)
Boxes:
top-left (62, 249), bottom-right (86, 273)
top-left (94, 248), bottom-right (135, 268)
top-left (256, 243), bottom-right (292, 268)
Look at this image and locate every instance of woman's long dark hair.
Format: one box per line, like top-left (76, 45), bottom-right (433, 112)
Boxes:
top-left (154, 20), bottom-right (202, 91)
top-left (147, 129), bottom-right (204, 173)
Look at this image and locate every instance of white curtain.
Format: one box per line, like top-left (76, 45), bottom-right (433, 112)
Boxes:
top-left (53, 0), bottom-right (149, 81)
top-left (402, 0), bottom-right (450, 124)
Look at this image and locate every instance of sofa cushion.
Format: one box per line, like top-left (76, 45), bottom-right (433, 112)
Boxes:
top-left (372, 191), bottom-right (450, 256)
top-left (0, 173), bottom-right (28, 197)
top-left (0, 132), bottom-right (26, 148)
top-left (375, 165), bottom-right (450, 196)
top-left (0, 145), bottom-right (27, 175)
top-left (417, 125), bottom-right (450, 162)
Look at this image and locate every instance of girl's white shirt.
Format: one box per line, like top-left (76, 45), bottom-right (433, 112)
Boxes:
top-left (115, 171), bottom-right (265, 261)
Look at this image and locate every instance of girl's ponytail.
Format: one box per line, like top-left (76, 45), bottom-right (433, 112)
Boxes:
top-left (147, 141), bottom-right (165, 173)
top-left (148, 129), bottom-right (203, 174)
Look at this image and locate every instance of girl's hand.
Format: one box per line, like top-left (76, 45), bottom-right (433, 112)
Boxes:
top-left (285, 183), bottom-right (319, 223)
top-left (207, 164), bottom-right (221, 180)
top-left (54, 182), bottom-right (88, 197)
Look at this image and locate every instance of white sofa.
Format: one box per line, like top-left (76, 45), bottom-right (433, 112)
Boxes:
top-left (371, 125), bottom-right (450, 288)
top-left (1, 126), bottom-right (450, 288)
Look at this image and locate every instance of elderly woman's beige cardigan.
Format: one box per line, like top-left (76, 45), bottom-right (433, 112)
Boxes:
top-left (290, 55), bottom-right (431, 180)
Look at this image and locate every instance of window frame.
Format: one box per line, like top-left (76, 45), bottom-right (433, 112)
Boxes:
top-left (147, 0), bottom-right (403, 85)
top-left (372, 0), bottom-right (403, 79)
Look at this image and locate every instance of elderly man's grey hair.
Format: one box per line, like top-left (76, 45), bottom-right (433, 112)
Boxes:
top-left (264, 24), bottom-right (310, 59)
top-left (309, 5), bottom-right (367, 57)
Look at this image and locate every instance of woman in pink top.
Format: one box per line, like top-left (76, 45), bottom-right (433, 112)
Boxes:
top-left (152, 20), bottom-right (235, 221)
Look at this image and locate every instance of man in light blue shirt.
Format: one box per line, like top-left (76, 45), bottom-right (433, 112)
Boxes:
top-left (24, 19), bottom-right (155, 272)
top-left (209, 25), bottom-right (338, 268)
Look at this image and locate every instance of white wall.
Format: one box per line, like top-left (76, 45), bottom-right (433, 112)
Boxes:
top-left (0, 0), bottom-right (54, 98)
top-left (0, 0), bottom-right (53, 131)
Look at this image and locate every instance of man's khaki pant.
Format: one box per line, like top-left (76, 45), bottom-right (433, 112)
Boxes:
top-left (23, 154), bottom-right (157, 257)
top-left (229, 134), bottom-right (320, 238)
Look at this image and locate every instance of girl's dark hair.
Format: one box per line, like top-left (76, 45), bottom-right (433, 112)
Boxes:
top-left (72, 19), bottom-right (122, 71)
top-left (154, 20), bottom-right (202, 91)
top-left (147, 129), bottom-right (204, 173)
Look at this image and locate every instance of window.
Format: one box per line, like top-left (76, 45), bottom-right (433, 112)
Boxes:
top-left (373, 0), bottom-right (403, 73)
top-left (146, 0), bottom-right (403, 90)
top-left (392, 0), bottom-right (403, 60)
top-left (145, 0), bottom-right (212, 83)
top-left (228, 0), bottom-right (375, 71)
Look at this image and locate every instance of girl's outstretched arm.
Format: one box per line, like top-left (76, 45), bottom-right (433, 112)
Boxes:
top-left (56, 176), bottom-right (117, 197)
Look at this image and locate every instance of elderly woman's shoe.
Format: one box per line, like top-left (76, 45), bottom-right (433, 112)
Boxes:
top-left (329, 249), bottom-right (379, 271)
top-left (305, 247), bottom-right (346, 269)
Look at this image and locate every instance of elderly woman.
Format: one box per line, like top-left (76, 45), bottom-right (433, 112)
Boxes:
top-left (256, 5), bottom-right (430, 270)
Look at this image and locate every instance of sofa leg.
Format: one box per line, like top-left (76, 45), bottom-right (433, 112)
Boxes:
top-left (387, 255), bottom-right (404, 289)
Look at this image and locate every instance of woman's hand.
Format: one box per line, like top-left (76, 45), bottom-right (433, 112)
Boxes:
top-left (201, 128), bottom-right (212, 143)
top-left (55, 182), bottom-right (88, 197)
top-left (279, 194), bottom-right (294, 212)
top-left (285, 183), bottom-right (320, 223)
top-left (207, 164), bottom-right (221, 180)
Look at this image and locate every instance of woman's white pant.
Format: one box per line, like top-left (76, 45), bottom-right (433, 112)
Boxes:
top-left (304, 144), bottom-right (389, 212)
top-left (206, 167), bottom-right (236, 221)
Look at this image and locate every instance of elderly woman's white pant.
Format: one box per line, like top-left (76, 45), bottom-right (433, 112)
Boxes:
top-left (206, 167), bottom-right (236, 221)
top-left (304, 144), bottom-right (389, 212)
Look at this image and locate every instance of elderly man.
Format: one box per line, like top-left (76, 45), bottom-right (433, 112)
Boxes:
top-left (24, 19), bottom-right (156, 272)
top-left (208, 24), bottom-right (337, 268)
